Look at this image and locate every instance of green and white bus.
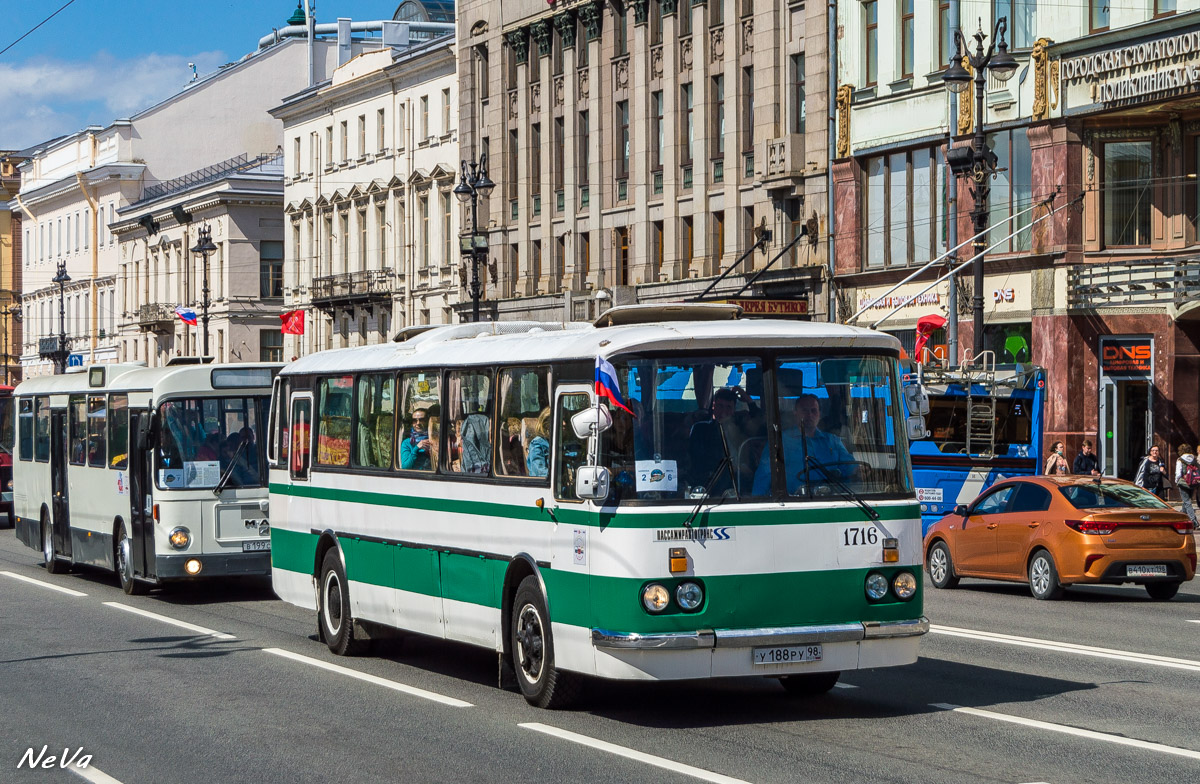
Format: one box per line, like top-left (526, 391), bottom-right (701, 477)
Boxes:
top-left (13, 361), bottom-right (279, 593)
top-left (267, 305), bottom-right (929, 707)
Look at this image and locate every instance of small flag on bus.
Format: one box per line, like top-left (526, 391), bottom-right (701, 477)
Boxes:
top-left (595, 357), bottom-right (634, 416)
top-left (173, 306), bottom-right (198, 325)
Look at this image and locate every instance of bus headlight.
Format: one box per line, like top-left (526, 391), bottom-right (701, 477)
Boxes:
top-left (864, 572), bottom-right (889, 600)
top-left (642, 583), bottom-right (670, 613)
top-left (893, 571), bottom-right (917, 600)
top-left (168, 527), bottom-right (191, 550)
top-left (675, 581), bottom-right (704, 611)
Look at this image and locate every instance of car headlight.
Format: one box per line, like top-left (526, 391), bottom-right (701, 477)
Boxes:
top-left (168, 527), bottom-right (191, 550)
top-left (865, 572), bottom-right (889, 600)
top-left (642, 583), bottom-right (670, 613)
top-left (892, 571), bottom-right (917, 600)
top-left (675, 581), bottom-right (704, 612)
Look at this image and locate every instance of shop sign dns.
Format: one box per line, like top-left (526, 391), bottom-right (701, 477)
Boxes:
top-left (1100, 337), bottom-right (1153, 377)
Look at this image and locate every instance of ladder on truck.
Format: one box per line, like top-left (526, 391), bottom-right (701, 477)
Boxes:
top-left (962, 351), bottom-right (998, 458)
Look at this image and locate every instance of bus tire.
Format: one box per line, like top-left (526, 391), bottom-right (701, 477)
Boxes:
top-left (115, 522), bottom-right (147, 596)
top-left (42, 512), bottom-right (67, 575)
top-left (779, 671), bottom-right (840, 696)
top-left (927, 541), bottom-right (959, 589)
top-left (319, 549), bottom-right (367, 656)
top-left (511, 575), bottom-right (579, 709)
top-left (1028, 549), bottom-right (1064, 600)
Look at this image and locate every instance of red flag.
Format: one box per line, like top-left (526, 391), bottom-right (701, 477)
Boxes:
top-left (280, 309), bottom-right (305, 335)
top-left (913, 314), bottom-right (946, 363)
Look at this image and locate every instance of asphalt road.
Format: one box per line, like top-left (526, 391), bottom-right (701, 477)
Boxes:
top-left (1, 528), bottom-right (1198, 784)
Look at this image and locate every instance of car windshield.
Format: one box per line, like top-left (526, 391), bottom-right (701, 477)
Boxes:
top-left (156, 396), bottom-right (269, 490)
top-left (1058, 482), bottom-right (1169, 510)
top-left (601, 353), bottom-right (910, 503)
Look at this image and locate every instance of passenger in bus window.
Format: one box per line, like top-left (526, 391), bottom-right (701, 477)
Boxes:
top-left (525, 408), bottom-right (551, 477)
top-left (459, 412), bottom-right (491, 474)
top-left (688, 387), bottom-right (759, 494)
top-left (400, 408), bottom-right (433, 470)
top-left (753, 394), bottom-right (856, 495)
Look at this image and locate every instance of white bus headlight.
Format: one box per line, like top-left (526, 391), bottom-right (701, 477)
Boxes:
top-left (675, 582), bottom-right (704, 611)
top-left (893, 571), bottom-right (917, 600)
top-left (168, 527), bottom-right (191, 550)
top-left (864, 572), bottom-right (889, 600)
top-left (642, 583), bottom-right (670, 613)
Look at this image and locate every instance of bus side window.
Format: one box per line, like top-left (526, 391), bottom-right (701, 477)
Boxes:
top-left (275, 381), bottom-right (290, 468)
top-left (108, 394), bottom-right (128, 469)
top-left (316, 376), bottom-right (352, 467)
top-left (353, 373), bottom-right (395, 470)
top-left (18, 398), bottom-right (33, 462)
top-left (398, 372), bottom-right (440, 472)
top-left (34, 397), bottom-right (50, 462)
top-left (446, 369), bottom-right (493, 475)
top-left (496, 366), bottom-right (551, 479)
top-left (291, 398), bottom-right (311, 479)
top-left (69, 395), bottom-right (87, 466)
top-left (87, 395), bottom-right (107, 468)
top-left (554, 393), bottom-right (591, 502)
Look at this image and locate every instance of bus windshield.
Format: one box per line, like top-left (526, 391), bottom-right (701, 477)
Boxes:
top-left (0, 393), bottom-right (13, 459)
top-left (156, 396), bottom-right (269, 490)
top-left (604, 353), bottom-right (911, 502)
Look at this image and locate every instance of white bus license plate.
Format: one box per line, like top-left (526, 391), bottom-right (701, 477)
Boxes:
top-left (242, 540), bottom-right (271, 552)
top-left (753, 644), bottom-right (822, 665)
top-left (1127, 564), bottom-right (1167, 577)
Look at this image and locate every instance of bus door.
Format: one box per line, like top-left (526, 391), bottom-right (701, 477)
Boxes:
top-left (49, 409), bottom-right (72, 560)
top-left (128, 411), bottom-right (155, 579)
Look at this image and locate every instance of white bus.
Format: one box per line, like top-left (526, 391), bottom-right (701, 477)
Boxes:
top-left (13, 361), bottom-right (279, 593)
top-left (268, 305), bottom-right (929, 707)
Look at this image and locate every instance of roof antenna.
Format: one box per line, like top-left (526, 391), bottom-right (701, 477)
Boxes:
top-left (188, 63), bottom-right (198, 82)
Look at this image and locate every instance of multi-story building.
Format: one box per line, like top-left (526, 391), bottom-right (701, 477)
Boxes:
top-left (456, 0), bottom-right (830, 322)
top-left (834, 0), bottom-right (1200, 479)
top-left (272, 35), bottom-right (461, 357)
top-left (0, 152), bottom-right (25, 384)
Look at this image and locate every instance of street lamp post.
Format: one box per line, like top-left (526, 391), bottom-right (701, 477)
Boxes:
top-left (52, 262), bottom-right (71, 375)
top-left (191, 225), bottom-right (217, 356)
top-left (452, 152), bottom-right (495, 323)
top-left (942, 17), bottom-right (1018, 359)
top-left (3, 303), bottom-right (21, 385)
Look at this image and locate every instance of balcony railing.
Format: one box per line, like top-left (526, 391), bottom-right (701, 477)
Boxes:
top-left (312, 269), bottom-right (396, 308)
top-left (1067, 258), bottom-right (1200, 310)
top-left (138, 303), bottom-right (177, 331)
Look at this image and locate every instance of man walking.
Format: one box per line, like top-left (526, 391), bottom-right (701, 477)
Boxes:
top-left (1073, 439), bottom-right (1101, 476)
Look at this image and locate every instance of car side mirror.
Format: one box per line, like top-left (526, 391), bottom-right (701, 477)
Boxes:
top-left (575, 466), bottom-right (611, 500)
top-left (954, 504), bottom-right (968, 517)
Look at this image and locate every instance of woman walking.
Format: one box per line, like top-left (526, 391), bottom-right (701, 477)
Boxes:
top-left (1135, 444), bottom-right (1167, 498)
top-left (1174, 445), bottom-right (1200, 529)
top-left (1044, 441), bottom-right (1069, 476)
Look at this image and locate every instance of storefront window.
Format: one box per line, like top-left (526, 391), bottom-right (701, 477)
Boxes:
top-left (1103, 141), bottom-right (1152, 247)
top-left (864, 147), bottom-right (947, 269)
top-left (987, 129), bottom-right (1032, 253)
top-left (983, 323), bottom-right (1032, 364)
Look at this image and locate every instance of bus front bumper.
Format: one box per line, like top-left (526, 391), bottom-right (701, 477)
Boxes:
top-left (591, 617), bottom-right (930, 650)
top-left (155, 551), bottom-right (271, 580)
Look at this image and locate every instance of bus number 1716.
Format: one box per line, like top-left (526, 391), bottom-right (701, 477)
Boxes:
top-left (842, 526), bottom-right (880, 546)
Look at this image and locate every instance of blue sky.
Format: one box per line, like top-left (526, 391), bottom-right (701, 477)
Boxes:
top-left (1, 1), bottom-right (400, 150)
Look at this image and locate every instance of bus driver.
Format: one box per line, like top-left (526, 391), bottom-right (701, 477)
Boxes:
top-left (752, 393), bottom-right (856, 495)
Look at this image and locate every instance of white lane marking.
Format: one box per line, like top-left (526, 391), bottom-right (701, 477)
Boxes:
top-left (70, 763), bottom-right (125, 784)
top-left (520, 722), bottom-right (754, 784)
top-left (1188, 620), bottom-right (1200, 624)
top-left (930, 624), bottom-right (1200, 672)
top-left (102, 602), bottom-right (235, 640)
top-left (0, 570), bottom-right (88, 597)
top-left (832, 682), bottom-right (859, 689)
top-left (263, 648), bottom-right (473, 708)
top-left (933, 703), bottom-right (1200, 762)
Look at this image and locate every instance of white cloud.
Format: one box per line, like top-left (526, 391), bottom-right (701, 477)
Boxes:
top-left (0, 49), bottom-right (226, 148)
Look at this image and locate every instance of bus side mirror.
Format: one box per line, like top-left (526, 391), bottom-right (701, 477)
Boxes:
top-left (136, 414), bottom-right (159, 451)
top-left (906, 415), bottom-right (928, 441)
top-left (575, 466), bottom-right (611, 500)
top-left (571, 406), bottom-right (613, 439)
top-left (903, 384), bottom-right (930, 416)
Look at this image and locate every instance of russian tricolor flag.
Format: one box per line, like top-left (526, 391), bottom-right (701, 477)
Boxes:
top-left (595, 357), bottom-right (634, 416)
top-left (174, 306), bottom-right (198, 325)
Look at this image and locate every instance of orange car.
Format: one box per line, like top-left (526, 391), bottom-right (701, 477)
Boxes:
top-left (924, 476), bottom-right (1196, 600)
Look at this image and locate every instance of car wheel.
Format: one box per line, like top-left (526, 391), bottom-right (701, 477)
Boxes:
top-left (319, 549), bottom-right (368, 656)
top-left (512, 575), bottom-right (580, 709)
top-left (779, 671), bottom-right (841, 696)
top-left (1145, 581), bottom-right (1181, 601)
top-left (1028, 549), bottom-right (1064, 600)
top-left (927, 541), bottom-right (960, 589)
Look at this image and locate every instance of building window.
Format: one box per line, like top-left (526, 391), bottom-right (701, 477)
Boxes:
top-left (532, 240), bottom-right (542, 283)
top-left (741, 67), bottom-right (754, 154)
top-left (709, 0), bottom-right (724, 25)
top-left (681, 83), bottom-right (694, 164)
top-left (651, 0), bottom-right (664, 45)
top-left (938, 2), bottom-right (952, 66)
top-left (681, 1), bottom-right (692, 36)
top-left (578, 111), bottom-right (590, 186)
top-left (442, 191), bottom-right (453, 268)
top-left (340, 120), bottom-right (348, 162)
top-left (712, 75), bottom-right (725, 157)
top-left (1089, 0), bottom-right (1109, 32)
top-left (864, 1), bottom-right (878, 86)
top-left (340, 210), bottom-right (349, 269)
top-left (579, 232), bottom-right (590, 280)
top-left (358, 208), bottom-right (368, 270)
top-left (901, 0), bottom-right (915, 78)
top-left (864, 146), bottom-right (949, 268)
top-left (652, 221), bottom-right (664, 280)
top-left (378, 108), bottom-right (386, 152)
top-left (326, 126), bottom-right (333, 163)
top-left (261, 330), bottom-right (283, 362)
top-left (615, 227), bottom-right (629, 286)
top-left (420, 194), bottom-right (430, 267)
top-left (421, 95), bottom-right (430, 139)
top-left (553, 116), bottom-right (565, 195)
top-left (1103, 141), bottom-right (1152, 248)
top-left (358, 115), bottom-right (366, 157)
top-left (1155, 0), bottom-right (1177, 15)
top-left (712, 211), bottom-right (724, 268)
top-left (323, 214), bottom-right (333, 276)
top-left (789, 56), bottom-right (805, 135)
top-left (442, 87), bottom-right (451, 134)
top-left (682, 216), bottom-right (694, 270)
top-left (378, 204), bottom-right (387, 267)
top-left (986, 128), bottom-right (1033, 253)
top-left (293, 136), bottom-right (302, 174)
top-left (475, 44), bottom-right (490, 102)
top-left (531, 123), bottom-right (542, 201)
top-left (614, 5), bottom-right (628, 57)
top-left (260, 241), bottom-right (284, 298)
top-left (616, 101), bottom-right (630, 178)
top-left (508, 129), bottom-right (520, 201)
top-left (995, 0), bottom-right (1036, 49)
top-left (652, 90), bottom-right (664, 175)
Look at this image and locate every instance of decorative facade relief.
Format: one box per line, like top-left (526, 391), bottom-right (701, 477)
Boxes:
top-left (531, 82), bottom-right (541, 113)
top-left (553, 75), bottom-right (564, 107)
top-left (835, 84), bottom-right (853, 158)
top-left (711, 27), bottom-right (724, 62)
top-left (651, 46), bottom-right (663, 80)
top-left (615, 58), bottom-right (630, 89)
top-left (553, 11), bottom-right (577, 49)
top-left (505, 29), bottom-right (529, 65)
top-left (1031, 38), bottom-right (1060, 122)
top-left (742, 18), bottom-right (754, 54)
top-left (957, 57), bottom-right (974, 135)
top-left (530, 19), bottom-right (552, 58)
top-left (578, 68), bottom-right (589, 100)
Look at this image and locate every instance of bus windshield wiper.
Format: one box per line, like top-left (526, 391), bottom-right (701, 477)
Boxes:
top-left (803, 456), bottom-right (878, 521)
top-left (683, 423), bottom-right (740, 528)
top-left (212, 437), bottom-right (249, 496)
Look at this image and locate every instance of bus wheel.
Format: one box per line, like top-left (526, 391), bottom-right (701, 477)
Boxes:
top-left (115, 523), bottom-right (147, 596)
top-left (779, 671), bottom-right (840, 696)
top-left (319, 549), bottom-right (367, 656)
top-left (511, 575), bottom-right (580, 709)
top-left (927, 542), bottom-right (959, 589)
top-left (41, 513), bottom-right (66, 575)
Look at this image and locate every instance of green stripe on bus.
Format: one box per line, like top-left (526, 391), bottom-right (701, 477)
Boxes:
top-left (272, 529), bottom-right (922, 633)
top-left (269, 482), bottom-right (919, 528)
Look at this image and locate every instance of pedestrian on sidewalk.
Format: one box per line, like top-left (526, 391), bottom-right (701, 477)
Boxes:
top-left (1174, 445), bottom-right (1200, 528)
top-left (1044, 441), bottom-right (1069, 476)
top-left (1073, 439), bottom-right (1101, 476)
top-left (1135, 444), bottom-right (1167, 498)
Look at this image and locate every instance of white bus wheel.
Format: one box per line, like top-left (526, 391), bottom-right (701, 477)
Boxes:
top-left (115, 523), bottom-right (147, 596)
top-left (319, 549), bottom-right (367, 656)
top-left (511, 575), bottom-right (580, 709)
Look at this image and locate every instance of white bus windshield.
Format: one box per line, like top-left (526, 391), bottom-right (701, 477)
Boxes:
top-left (157, 397), bottom-right (268, 490)
top-left (603, 354), bottom-right (911, 502)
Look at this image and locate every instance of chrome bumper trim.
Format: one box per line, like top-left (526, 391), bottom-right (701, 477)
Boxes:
top-left (712, 622), bottom-right (866, 648)
top-left (591, 628), bottom-right (716, 650)
top-left (862, 617), bottom-right (930, 639)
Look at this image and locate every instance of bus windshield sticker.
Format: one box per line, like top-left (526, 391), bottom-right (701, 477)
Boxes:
top-left (636, 459), bottom-right (678, 492)
top-left (185, 461), bottom-right (221, 487)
